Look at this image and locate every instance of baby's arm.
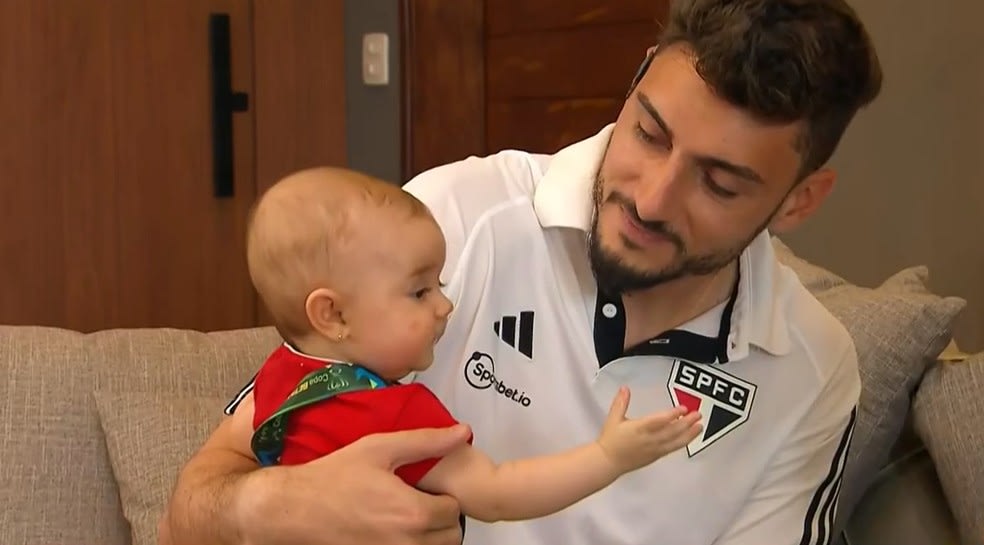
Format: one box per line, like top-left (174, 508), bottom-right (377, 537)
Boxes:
top-left (416, 387), bottom-right (701, 522)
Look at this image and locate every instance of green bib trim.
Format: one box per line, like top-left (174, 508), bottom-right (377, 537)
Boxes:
top-left (251, 363), bottom-right (387, 466)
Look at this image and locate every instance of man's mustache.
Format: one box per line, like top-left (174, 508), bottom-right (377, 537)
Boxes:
top-left (605, 191), bottom-right (685, 251)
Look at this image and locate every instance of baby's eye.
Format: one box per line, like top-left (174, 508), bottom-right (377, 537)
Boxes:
top-left (414, 288), bottom-right (429, 299)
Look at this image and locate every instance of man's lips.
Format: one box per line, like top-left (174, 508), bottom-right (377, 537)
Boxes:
top-left (618, 205), bottom-right (676, 247)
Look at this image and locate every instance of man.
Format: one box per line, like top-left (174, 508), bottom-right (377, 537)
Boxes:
top-left (161, 0), bottom-right (882, 544)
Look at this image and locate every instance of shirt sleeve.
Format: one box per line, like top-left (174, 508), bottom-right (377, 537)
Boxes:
top-left (714, 344), bottom-right (861, 545)
top-left (224, 373), bottom-right (256, 415)
top-left (402, 151), bottom-right (538, 291)
top-left (391, 385), bottom-right (473, 485)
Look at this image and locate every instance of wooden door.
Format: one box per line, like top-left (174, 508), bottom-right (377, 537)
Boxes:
top-left (109, 0), bottom-right (256, 332)
top-left (251, 0), bottom-right (348, 326)
top-left (253, 0), bottom-right (347, 197)
top-left (402, 0), bottom-right (669, 178)
top-left (1, 0), bottom-right (123, 330)
top-left (0, 0), bottom-right (348, 332)
top-left (0, 0), bottom-right (254, 332)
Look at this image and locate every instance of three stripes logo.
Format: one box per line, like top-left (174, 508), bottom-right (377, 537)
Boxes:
top-left (492, 311), bottom-right (535, 359)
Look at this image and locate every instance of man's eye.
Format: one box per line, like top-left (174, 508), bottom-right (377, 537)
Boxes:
top-left (634, 122), bottom-right (657, 144)
top-left (634, 122), bottom-right (669, 149)
top-left (703, 173), bottom-right (738, 198)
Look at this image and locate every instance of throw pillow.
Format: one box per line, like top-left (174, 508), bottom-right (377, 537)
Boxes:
top-left (772, 237), bottom-right (965, 537)
top-left (94, 393), bottom-right (227, 545)
top-left (913, 354), bottom-right (984, 545)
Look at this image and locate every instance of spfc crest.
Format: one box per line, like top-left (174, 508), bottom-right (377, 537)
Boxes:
top-left (668, 360), bottom-right (756, 456)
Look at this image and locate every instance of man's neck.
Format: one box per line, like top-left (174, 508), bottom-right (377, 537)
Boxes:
top-left (620, 261), bottom-right (738, 350)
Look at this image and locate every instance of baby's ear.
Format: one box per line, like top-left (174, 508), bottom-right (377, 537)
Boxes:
top-left (305, 287), bottom-right (347, 340)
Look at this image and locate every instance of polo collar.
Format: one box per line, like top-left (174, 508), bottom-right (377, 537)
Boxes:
top-left (727, 232), bottom-right (793, 360)
top-left (533, 124), bottom-right (613, 231)
top-left (532, 124), bottom-right (792, 361)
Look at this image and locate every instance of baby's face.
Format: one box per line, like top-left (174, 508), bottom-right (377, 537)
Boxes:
top-left (340, 214), bottom-right (453, 380)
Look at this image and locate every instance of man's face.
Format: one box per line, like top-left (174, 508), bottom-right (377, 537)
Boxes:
top-left (591, 45), bottom-right (816, 294)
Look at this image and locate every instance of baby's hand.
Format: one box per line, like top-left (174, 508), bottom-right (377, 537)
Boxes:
top-left (596, 386), bottom-right (703, 473)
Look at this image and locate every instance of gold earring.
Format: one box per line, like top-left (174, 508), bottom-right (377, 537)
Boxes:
top-left (337, 332), bottom-right (344, 341)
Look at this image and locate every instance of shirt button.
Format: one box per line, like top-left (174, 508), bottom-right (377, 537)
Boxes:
top-left (602, 303), bottom-right (618, 318)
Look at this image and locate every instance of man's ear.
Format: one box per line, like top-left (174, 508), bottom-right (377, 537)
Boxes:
top-left (305, 287), bottom-right (347, 341)
top-left (769, 168), bottom-right (837, 233)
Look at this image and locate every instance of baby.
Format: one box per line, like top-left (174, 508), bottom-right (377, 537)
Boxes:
top-left (245, 166), bottom-right (703, 523)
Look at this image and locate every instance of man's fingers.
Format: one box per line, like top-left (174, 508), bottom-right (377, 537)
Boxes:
top-left (357, 425), bottom-right (472, 468)
top-left (392, 482), bottom-right (461, 543)
top-left (418, 525), bottom-right (463, 545)
top-left (413, 491), bottom-right (461, 531)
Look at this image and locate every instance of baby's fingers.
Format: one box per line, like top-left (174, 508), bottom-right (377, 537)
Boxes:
top-left (605, 386), bottom-right (631, 427)
top-left (669, 414), bottom-right (703, 443)
top-left (662, 418), bottom-right (704, 451)
top-left (640, 406), bottom-right (696, 431)
top-left (645, 411), bottom-right (702, 444)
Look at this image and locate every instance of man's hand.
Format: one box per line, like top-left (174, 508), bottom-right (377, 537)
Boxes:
top-left (596, 387), bottom-right (702, 473)
top-left (234, 425), bottom-right (472, 545)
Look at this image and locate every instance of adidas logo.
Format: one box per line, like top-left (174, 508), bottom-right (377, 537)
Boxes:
top-left (493, 311), bottom-right (535, 359)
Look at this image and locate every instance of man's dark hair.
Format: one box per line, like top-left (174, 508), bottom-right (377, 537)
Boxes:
top-left (657, 0), bottom-right (883, 175)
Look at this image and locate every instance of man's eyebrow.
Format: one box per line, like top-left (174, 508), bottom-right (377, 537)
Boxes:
top-left (637, 92), bottom-right (764, 184)
top-left (637, 93), bottom-right (673, 141)
top-left (695, 155), bottom-right (765, 184)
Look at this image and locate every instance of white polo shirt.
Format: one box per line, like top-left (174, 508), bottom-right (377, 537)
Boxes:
top-left (403, 124), bottom-right (861, 545)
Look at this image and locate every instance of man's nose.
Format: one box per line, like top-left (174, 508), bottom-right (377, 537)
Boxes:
top-left (634, 155), bottom-right (687, 221)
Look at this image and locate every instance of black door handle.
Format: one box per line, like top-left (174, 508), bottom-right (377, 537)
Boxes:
top-left (209, 13), bottom-right (249, 198)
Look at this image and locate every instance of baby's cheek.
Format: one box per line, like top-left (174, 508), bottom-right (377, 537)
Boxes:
top-left (374, 319), bottom-right (428, 364)
top-left (401, 313), bottom-right (427, 335)
top-left (404, 317), bottom-right (437, 351)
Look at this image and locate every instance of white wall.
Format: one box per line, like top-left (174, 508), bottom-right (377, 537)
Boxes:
top-left (783, 0), bottom-right (984, 351)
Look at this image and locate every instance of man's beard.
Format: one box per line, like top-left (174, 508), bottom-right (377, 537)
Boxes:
top-left (587, 176), bottom-right (775, 296)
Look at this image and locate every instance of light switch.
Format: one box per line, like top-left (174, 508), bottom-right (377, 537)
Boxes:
top-left (362, 32), bottom-right (389, 86)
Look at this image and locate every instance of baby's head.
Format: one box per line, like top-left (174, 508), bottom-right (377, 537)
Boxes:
top-left (246, 167), bottom-right (453, 380)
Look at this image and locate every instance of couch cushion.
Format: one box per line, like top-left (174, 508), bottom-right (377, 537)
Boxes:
top-left (913, 353), bottom-right (984, 545)
top-left (0, 325), bottom-right (279, 545)
top-left (772, 238), bottom-right (965, 537)
top-left (841, 447), bottom-right (959, 545)
top-left (85, 327), bottom-right (278, 397)
top-left (95, 393), bottom-right (227, 545)
top-left (0, 326), bottom-right (128, 545)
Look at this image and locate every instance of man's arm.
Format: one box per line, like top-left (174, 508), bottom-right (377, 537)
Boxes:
top-left (160, 395), bottom-right (258, 545)
top-left (160, 393), bottom-right (471, 545)
top-left (713, 345), bottom-right (861, 545)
